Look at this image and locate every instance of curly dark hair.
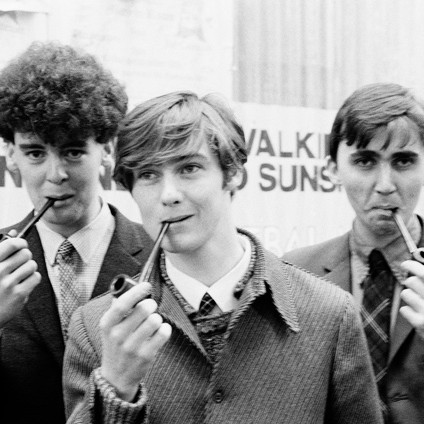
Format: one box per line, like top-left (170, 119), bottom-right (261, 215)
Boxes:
top-left (0, 41), bottom-right (128, 145)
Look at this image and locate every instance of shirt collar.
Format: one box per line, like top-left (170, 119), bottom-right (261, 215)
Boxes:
top-left (350, 214), bottom-right (421, 282)
top-left (165, 234), bottom-right (252, 313)
top-left (36, 199), bottom-right (114, 265)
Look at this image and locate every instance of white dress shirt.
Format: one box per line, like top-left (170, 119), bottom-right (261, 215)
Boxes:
top-left (165, 234), bottom-right (252, 313)
top-left (36, 199), bottom-right (115, 311)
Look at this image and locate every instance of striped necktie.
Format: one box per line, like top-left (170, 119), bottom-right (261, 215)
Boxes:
top-left (56, 240), bottom-right (81, 341)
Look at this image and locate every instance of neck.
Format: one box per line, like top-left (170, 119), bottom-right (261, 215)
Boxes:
top-left (352, 214), bottom-right (418, 249)
top-left (166, 229), bottom-right (245, 287)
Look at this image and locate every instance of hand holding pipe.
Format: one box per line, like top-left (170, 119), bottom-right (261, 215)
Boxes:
top-left (393, 211), bottom-right (424, 263)
top-left (110, 222), bottom-right (170, 297)
top-left (0, 198), bottom-right (56, 242)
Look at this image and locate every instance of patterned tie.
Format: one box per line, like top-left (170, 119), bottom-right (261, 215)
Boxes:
top-left (361, 249), bottom-right (394, 419)
top-left (56, 240), bottom-right (80, 341)
top-left (198, 292), bottom-right (217, 317)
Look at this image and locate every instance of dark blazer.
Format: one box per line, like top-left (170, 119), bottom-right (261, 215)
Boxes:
top-left (64, 231), bottom-right (383, 424)
top-left (283, 226), bottom-right (424, 424)
top-left (0, 204), bottom-right (153, 424)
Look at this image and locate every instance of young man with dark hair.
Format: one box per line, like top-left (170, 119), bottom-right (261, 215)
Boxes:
top-left (0, 42), bottom-right (153, 424)
top-left (284, 82), bottom-right (424, 423)
top-left (64, 91), bottom-right (382, 424)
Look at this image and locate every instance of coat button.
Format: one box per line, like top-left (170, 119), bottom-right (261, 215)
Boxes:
top-left (214, 390), bottom-right (223, 403)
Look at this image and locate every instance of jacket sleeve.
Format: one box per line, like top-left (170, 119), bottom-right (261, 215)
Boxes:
top-left (63, 307), bottom-right (148, 424)
top-left (326, 292), bottom-right (384, 424)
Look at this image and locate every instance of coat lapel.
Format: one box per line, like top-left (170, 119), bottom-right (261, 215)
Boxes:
top-left (155, 277), bottom-right (208, 359)
top-left (23, 218), bottom-right (64, 366)
top-left (321, 233), bottom-right (352, 292)
top-left (91, 207), bottom-right (153, 298)
top-left (389, 302), bottom-right (412, 364)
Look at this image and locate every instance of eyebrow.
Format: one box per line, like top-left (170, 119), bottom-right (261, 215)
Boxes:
top-left (172, 153), bottom-right (209, 163)
top-left (350, 149), bottom-right (419, 157)
top-left (18, 143), bottom-right (46, 150)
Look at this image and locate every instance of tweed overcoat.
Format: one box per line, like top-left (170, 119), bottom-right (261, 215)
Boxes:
top-left (64, 231), bottom-right (383, 424)
top-left (283, 221), bottom-right (424, 424)
top-left (0, 204), bottom-right (153, 424)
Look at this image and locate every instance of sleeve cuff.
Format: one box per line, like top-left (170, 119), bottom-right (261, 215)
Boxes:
top-left (93, 368), bottom-right (147, 423)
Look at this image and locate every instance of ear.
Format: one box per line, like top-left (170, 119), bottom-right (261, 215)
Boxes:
top-left (325, 155), bottom-right (341, 186)
top-left (5, 143), bottom-right (19, 173)
top-left (225, 169), bottom-right (244, 193)
top-left (101, 140), bottom-right (115, 173)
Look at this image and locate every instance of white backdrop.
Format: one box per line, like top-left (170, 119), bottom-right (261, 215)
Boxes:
top-left (1, 1), bottom-right (424, 255)
top-left (0, 104), bottom-right (355, 255)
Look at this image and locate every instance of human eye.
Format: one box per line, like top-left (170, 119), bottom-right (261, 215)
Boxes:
top-left (180, 162), bottom-right (202, 175)
top-left (24, 148), bottom-right (46, 162)
top-left (351, 153), bottom-right (376, 169)
top-left (393, 154), bottom-right (417, 170)
top-left (64, 149), bottom-right (85, 161)
top-left (136, 168), bottom-right (160, 183)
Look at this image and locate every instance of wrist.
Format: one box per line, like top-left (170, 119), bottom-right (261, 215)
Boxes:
top-left (100, 367), bottom-right (140, 402)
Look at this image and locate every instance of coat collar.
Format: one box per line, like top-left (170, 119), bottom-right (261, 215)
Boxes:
top-left (152, 228), bottom-right (301, 362)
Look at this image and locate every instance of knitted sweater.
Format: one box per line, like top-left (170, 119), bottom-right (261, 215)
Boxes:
top-left (64, 230), bottom-right (383, 424)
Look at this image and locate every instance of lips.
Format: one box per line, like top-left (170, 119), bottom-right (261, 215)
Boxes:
top-left (371, 205), bottom-right (398, 212)
top-left (163, 214), bottom-right (192, 224)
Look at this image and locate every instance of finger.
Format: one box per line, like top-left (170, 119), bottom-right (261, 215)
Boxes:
top-left (402, 276), bottom-right (424, 298)
top-left (101, 283), bottom-right (152, 329)
top-left (0, 238), bottom-right (28, 261)
top-left (136, 322), bottom-right (172, 359)
top-left (401, 260), bottom-right (424, 279)
top-left (15, 272), bottom-right (41, 297)
top-left (147, 322), bottom-right (172, 351)
top-left (108, 299), bottom-right (159, 343)
top-left (399, 305), bottom-right (424, 330)
top-left (123, 311), bottom-right (164, 351)
top-left (3, 259), bottom-right (38, 288)
top-left (400, 288), bottom-right (424, 313)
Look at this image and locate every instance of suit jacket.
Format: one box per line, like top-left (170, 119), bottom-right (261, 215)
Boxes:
top-left (283, 227), bottom-right (424, 424)
top-left (64, 230), bottom-right (383, 424)
top-left (0, 204), bottom-right (153, 424)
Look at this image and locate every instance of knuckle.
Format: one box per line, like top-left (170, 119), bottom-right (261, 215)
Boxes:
top-left (146, 313), bottom-right (163, 329)
top-left (142, 298), bottom-right (158, 313)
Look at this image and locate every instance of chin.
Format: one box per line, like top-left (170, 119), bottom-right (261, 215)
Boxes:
top-left (371, 222), bottom-right (398, 237)
top-left (162, 237), bottom-right (199, 255)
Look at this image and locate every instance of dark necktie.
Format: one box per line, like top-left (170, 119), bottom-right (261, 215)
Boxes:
top-left (56, 240), bottom-right (80, 341)
top-left (361, 248), bottom-right (394, 419)
top-left (198, 292), bottom-right (217, 317)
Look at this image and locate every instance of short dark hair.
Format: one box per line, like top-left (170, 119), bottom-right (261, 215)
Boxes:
top-left (0, 41), bottom-right (128, 145)
top-left (114, 91), bottom-right (247, 191)
top-left (329, 82), bottom-right (424, 161)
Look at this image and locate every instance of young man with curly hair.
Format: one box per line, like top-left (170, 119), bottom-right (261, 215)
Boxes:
top-left (63, 91), bottom-right (383, 423)
top-left (0, 42), bottom-right (153, 424)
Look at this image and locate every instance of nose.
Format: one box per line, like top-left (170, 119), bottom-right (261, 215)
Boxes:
top-left (160, 173), bottom-right (182, 206)
top-left (45, 155), bottom-right (68, 184)
top-left (375, 163), bottom-right (396, 195)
